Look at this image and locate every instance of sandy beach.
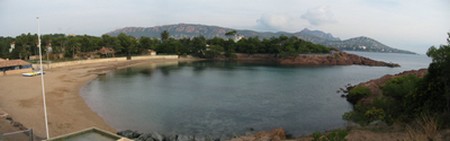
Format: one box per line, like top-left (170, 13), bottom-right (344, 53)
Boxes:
top-left (0, 58), bottom-right (182, 138)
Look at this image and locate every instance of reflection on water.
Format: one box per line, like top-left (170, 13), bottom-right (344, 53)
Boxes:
top-left (81, 52), bottom-right (430, 137)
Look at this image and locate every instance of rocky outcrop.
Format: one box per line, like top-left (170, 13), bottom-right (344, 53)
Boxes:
top-left (234, 52), bottom-right (400, 67)
top-left (343, 69), bottom-right (428, 104)
top-left (234, 54), bottom-right (278, 62)
top-left (117, 128), bottom-right (287, 141)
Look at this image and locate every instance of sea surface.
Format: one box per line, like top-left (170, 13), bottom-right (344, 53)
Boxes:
top-left (81, 51), bottom-right (431, 137)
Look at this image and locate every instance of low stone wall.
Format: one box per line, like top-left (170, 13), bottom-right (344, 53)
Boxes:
top-left (0, 68), bottom-right (33, 76)
top-left (32, 55), bottom-right (178, 70)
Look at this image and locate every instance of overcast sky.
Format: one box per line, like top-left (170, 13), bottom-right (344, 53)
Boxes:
top-left (1, 0), bottom-right (449, 53)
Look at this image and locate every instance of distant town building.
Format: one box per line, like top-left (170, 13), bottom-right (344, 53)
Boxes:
top-left (358, 45), bottom-right (367, 50)
top-left (46, 42), bottom-right (53, 54)
top-left (9, 42), bottom-right (15, 53)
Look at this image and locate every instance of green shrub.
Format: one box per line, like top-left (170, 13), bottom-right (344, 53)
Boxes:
top-left (312, 132), bottom-right (323, 141)
top-left (346, 86), bottom-right (371, 104)
top-left (364, 107), bottom-right (385, 121)
top-left (382, 74), bottom-right (420, 100)
top-left (422, 35), bottom-right (450, 115)
top-left (381, 75), bottom-right (423, 122)
top-left (312, 129), bottom-right (348, 141)
top-left (345, 75), bottom-right (422, 124)
top-left (343, 103), bottom-right (372, 125)
top-left (371, 97), bottom-right (396, 123)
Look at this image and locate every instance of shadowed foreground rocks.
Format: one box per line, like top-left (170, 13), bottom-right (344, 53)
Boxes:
top-left (117, 128), bottom-right (287, 141)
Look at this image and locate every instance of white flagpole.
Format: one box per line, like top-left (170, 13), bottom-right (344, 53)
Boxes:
top-left (37, 16), bottom-right (50, 139)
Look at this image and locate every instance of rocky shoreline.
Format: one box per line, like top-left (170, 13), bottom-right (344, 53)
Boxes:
top-left (233, 52), bottom-right (400, 67)
top-left (117, 128), bottom-right (287, 141)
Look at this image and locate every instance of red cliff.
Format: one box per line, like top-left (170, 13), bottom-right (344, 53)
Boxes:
top-left (234, 52), bottom-right (400, 67)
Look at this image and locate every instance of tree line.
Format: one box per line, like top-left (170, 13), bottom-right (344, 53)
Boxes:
top-left (0, 31), bottom-right (333, 60)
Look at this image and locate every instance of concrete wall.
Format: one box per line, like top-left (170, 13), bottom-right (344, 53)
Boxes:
top-left (32, 55), bottom-right (178, 70)
top-left (0, 68), bottom-right (33, 76)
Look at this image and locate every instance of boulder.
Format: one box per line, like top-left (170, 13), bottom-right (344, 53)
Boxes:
top-left (177, 135), bottom-right (195, 141)
top-left (149, 132), bottom-right (165, 141)
top-left (117, 130), bottom-right (142, 139)
top-left (166, 135), bottom-right (178, 141)
top-left (137, 134), bottom-right (156, 141)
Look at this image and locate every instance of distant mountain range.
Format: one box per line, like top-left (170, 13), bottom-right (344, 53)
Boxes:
top-left (106, 23), bottom-right (416, 54)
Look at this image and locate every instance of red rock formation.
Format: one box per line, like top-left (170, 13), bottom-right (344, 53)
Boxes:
top-left (234, 52), bottom-right (400, 67)
top-left (234, 53), bottom-right (278, 61)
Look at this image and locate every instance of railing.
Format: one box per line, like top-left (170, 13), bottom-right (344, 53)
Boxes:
top-left (1, 129), bottom-right (38, 141)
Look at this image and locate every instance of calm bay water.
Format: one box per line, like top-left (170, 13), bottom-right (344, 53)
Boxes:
top-left (81, 52), bottom-right (431, 137)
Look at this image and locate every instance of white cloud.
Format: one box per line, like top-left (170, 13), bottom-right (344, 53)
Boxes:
top-left (1, 0), bottom-right (449, 53)
top-left (301, 6), bottom-right (336, 26)
top-left (255, 14), bottom-right (308, 32)
top-left (256, 14), bottom-right (290, 31)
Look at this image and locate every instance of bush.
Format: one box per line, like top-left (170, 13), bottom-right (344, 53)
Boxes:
top-left (343, 103), bottom-right (376, 125)
top-left (382, 74), bottom-right (420, 100)
top-left (312, 129), bottom-right (348, 141)
top-left (364, 107), bottom-right (385, 121)
top-left (345, 75), bottom-right (423, 124)
top-left (382, 75), bottom-right (422, 122)
top-left (343, 111), bottom-right (366, 125)
top-left (346, 86), bottom-right (371, 104)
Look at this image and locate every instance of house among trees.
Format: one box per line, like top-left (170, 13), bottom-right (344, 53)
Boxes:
top-left (0, 58), bottom-right (32, 76)
top-left (98, 47), bottom-right (115, 57)
top-left (233, 35), bottom-right (244, 42)
top-left (147, 49), bottom-right (157, 56)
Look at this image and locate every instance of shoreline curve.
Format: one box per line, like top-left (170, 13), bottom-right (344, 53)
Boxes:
top-left (0, 56), bottom-right (191, 138)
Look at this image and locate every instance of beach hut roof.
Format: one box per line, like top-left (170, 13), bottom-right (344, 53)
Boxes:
top-left (0, 59), bottom-right (31, 68)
